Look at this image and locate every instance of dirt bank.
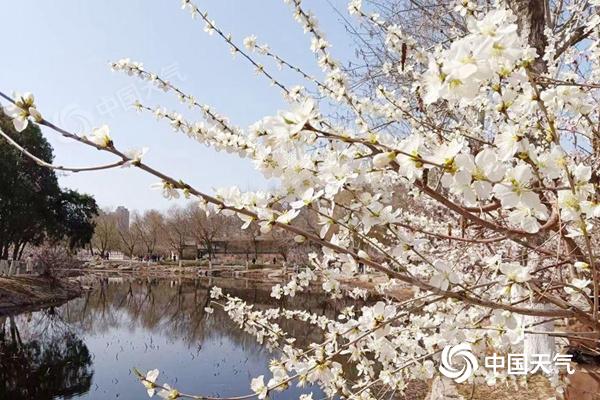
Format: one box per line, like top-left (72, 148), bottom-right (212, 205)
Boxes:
top-left (0, 276), bottom-right (81, 316)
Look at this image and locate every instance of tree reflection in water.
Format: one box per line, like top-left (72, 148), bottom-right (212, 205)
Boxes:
top-left (66, 276), bottom-right (357, 349)
top-left (0, 277), bottom-right (367, 399)
top-left (0, 312), bottom-right (93, 398)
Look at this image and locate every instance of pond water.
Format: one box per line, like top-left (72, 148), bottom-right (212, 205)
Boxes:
top-left (0, 276), bottom-right (358, 399)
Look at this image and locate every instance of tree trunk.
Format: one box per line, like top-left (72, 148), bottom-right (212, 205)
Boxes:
top-left (523, 302), bottom-right (556, 371)
top-left (11, 242), bottom-right (20, 261)
top-left (18, 242), bottom-right (27, 260)
top-left (506, 0), bottom-right (548, 72)
top-left (0, 317), bottom-right (5, 343)
top-left (507, 3), bottom-right (563, 363)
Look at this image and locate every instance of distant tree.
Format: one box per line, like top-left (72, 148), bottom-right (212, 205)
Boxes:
top-left (186, 203), bottom-right (230, 260)
top-left (163, 206), bottom-right (190, 261)
top-left (90, 210), bottom-right (120, 258)
top-left (241, 221), bottom-right (261, 261)
top-left (54, 190), bottom-right (99, 251)
top-left (118, 211), bottom-right (141, 259)
top-left (131, 210), bottom-right (164, 257)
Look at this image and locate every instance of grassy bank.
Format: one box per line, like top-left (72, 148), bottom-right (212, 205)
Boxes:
top-left (0, 276), bottom-right (81, 316)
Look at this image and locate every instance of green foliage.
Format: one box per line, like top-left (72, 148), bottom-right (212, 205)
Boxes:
top-left (0, 112), bottom-right (98, 258)
top-left (56, 190), bottom-right (98, 250)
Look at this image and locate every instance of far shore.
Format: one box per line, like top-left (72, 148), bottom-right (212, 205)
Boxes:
top-left (61, 259), bottom-right (416, 301)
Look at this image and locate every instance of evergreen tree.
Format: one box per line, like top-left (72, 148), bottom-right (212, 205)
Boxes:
top-left (0, 112), bottom-right (98, 258)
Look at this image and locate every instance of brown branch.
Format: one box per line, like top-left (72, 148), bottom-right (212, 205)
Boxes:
top-left (0, 90), bottom-right (588, 322)
top-left (0, 127), bottom-right (127, 171)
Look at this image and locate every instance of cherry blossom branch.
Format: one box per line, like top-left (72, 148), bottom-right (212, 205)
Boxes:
top-left (0, 127), bottom-right (127, 172)
top-left (180, 0), bottom-right (290, 95)
top-left (0, 89), bottom-right (589, 321)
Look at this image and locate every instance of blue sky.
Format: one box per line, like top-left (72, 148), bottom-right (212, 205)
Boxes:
top-left (0, 0), bottom-right (357, 211)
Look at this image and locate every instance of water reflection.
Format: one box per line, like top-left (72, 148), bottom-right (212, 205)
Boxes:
top-left (0, 314), bottom-right (93, 398)
top-left (0, 276), bottom-right (363, 399)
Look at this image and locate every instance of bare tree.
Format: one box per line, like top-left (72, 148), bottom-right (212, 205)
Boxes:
top-left (241, 222), bottom-right (261, 262)
top-left (186, 203), bottom-right (234, 261)
top-left (90, 209), bottom-right (120, 258)
top-left (117, 211), bottom-right (140, 259)
top-left (132, 210), bottom-right (164, 257)
top-left (162, 206), bottom-right (190, 261)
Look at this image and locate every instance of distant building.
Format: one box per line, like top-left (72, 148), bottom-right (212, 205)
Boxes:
top-left (114, 206), bottom-right (130, 232)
